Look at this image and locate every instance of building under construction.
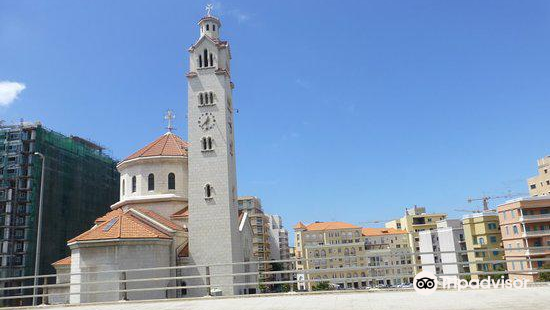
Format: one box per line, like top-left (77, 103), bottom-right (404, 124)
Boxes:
top-left (0, 122), bottom-right (119, 306)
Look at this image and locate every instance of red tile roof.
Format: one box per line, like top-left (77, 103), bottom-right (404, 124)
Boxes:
top-left (52, 256), bottom-right (71, 266)
top-left (170, 207), bottom-right (189, 219)
top-left (362, 228), bottom-right (408, 236)
top-left (293, 221), bottom-right (307, 230)
top-left (68, 209), bottom-right (171, 243)
top-left (178, 244), bottom-right (189, 258)
top-left (123, 132), bottom-right (189, 161)
top-left (133, 208), bottom-right (184, 231)
top-left (303, 221), bottom-right (360, 231)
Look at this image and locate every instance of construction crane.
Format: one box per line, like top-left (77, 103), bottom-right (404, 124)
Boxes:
top-left (454, 208), bottom-right (495, 213)
top-left (467, 192), bottom-right (526, 211)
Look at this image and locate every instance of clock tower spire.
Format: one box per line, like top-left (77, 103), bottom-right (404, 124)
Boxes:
top-left (186, 9), bottom-right (242, 296)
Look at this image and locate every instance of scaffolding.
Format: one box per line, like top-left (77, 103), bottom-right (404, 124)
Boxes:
top-left (0, 122), bottom-right (120, 307)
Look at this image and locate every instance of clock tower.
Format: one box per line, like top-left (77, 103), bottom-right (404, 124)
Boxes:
top-left (186, 9), bottom-right (243, 295)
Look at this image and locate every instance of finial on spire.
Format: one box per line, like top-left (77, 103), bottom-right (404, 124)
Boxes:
top-left (206, 4), bottom-right (213, 17)
top-left (164, 109), bottom-right (176, 132)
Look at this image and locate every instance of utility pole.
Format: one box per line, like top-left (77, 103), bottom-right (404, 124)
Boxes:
top-left (32, 152), bottom-right (45, 306)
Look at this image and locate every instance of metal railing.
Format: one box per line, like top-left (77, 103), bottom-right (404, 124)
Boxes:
top-left (0, 246), bottom-right (549, 308)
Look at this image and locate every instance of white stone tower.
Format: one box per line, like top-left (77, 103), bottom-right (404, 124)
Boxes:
top-left (186, 8), bottom-right (243, 296)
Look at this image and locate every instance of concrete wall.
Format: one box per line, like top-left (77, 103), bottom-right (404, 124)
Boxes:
top-left (69, 240), bottom-right (172, 304)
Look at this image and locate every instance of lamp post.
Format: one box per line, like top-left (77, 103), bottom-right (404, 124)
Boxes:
top-left (32, 152), bottom-right (45, 306)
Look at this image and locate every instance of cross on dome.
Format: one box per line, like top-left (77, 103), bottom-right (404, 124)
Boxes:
top-left (164, 109), bottom-right (176, 132)
top-left (206, 4), bottom-right (213, 17)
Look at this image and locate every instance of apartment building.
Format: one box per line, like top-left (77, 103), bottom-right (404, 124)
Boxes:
top-left (462, 211), bottom-right (505, 280)
top-left (527, 156), bottom-right (550, 197)
top-left (266, 214), bottom-right (291, 280)
top-left (497, 196), bottom-right (550, 282)
top-left (419, 219), bottom-right (469, 280)
top-left (0, 122), bottom-right (119, 306)
top-left (362, 228), bottom-right (414, 286)
top-left (385, 206), bottom-right (447, 272)
top-left (237, 197), bottom-right (271, 273)
top-left (294, 221), bottom-right (412, 290)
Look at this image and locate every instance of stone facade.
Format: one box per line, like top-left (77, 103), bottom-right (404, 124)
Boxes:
top-left (187, 14), bottom-right (243, 296)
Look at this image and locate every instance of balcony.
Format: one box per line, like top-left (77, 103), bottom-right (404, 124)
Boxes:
top-left (522, 230), bottom-right (550, 238)
top-left (519, 213), bottom-right (550, 223)
top-left (525, 247), bottom-right (550, 256)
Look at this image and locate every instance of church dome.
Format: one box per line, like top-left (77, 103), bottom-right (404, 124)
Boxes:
top-left (122, 132), bottom-right (188, 162)
top-left (116, 132), bottom-right (189, 211)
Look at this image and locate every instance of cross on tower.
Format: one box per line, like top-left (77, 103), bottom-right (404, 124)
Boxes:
top-left (164, 109), bottom-right (175, 132)
top-left (206, 4), bottom-right (213, 16)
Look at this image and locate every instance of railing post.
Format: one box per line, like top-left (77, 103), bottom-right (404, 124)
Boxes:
top-left (205, 266), bottom-right (211, 296)
top-left (120, 271), bottom-right (128, 301)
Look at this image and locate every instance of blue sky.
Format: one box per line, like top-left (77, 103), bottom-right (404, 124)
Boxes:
top-left (1, 0), bottom-right (549, 236)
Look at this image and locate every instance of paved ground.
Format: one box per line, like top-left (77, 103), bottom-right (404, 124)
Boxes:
top-left (13, 286), bottom-right (550, 310)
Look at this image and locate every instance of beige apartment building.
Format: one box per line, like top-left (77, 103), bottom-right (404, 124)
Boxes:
top-left (462, 212), bottom-right (505, 280)
top-left (293, 221), bottom-right (412, 290)
top-left (527, 156), bottom-right (550, 197)
top-left (238, 197), bottom-right (271, 274)
top-left (497, 196), bottom-right (550, 282)
top-left (385, 207), bottom-right (447, 272)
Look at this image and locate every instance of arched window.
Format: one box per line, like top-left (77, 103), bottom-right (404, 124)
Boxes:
top-left (198, 55), bottom-right (202, 68)
top-left (131, 176), bottom-right (136, 193)
top-left (168, 173), bottom-right (175, 190)
top-left (204, 183), bottom-right (212, 198)
top-left (209, 92), bottom-right (214, 103)
top-left (206, 24), bottom-right (210, 31)
top-left (209, 53), bottom-right (213, 67)
top-left (148, 173), bottom-right (154, 191)
top-left (203, 49), bottom-right (208, 67)
top-left (122, 179), bottom-right (125, 195)
top-left (213, 25), bottom-right (216, 31)
top-left (201, 137), bottom-right (213, 151)
top-left (199, 93), bottom-right (204, 105)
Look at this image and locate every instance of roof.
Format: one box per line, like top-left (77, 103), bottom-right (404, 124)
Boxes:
top-left (178, 243), bottom-right (189, 258)
top-left (133, 208), bottom-right (184, 231)
top-left (362, 228), bottom-right (407, 237)
top-left (68, 209), bottom-right (171, 243)
top-left (293, 221), bottom-right (307, 230)
top-left (170, 207), bottom-right (189, 219)
top-left (302, 221), bottom-right (360, 231)
top-left (123, 132), bottom-right (189, 161)
top-left (52, 256), bottom-right (71, 266)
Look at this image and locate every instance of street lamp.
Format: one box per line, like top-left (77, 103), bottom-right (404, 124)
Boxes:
top-left (32, 152), bottom-right (45, 306)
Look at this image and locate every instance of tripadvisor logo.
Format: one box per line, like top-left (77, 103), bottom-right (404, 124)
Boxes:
top-left (413, 271), bottom-right (530, 295)
top-left (413, 271), bottom-right (438, 296)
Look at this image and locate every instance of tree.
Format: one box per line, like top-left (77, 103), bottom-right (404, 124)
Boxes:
top-left (312, 281), bottom-right (331, 291)
top-left (538, 264), bottom-right (550, 282)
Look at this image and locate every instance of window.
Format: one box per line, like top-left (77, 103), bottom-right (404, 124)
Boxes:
top-left (206, 24), bottom-right (209, 31)
top-left (131, 176), bottom-right (136, 193)
top-left (513, 226), bottom-right (519, 235)
top-left (489, 236), bottom-right (497, 244)
top-left (201, 137), bottom-right (213, 151)
top-left (199, 93), bottom-right (204, 105)
top-left (478, 237), bottom-right (485, 245)
top-left (530, 184), bottom-right (537, 189)
top-left (198, 55), bottom-right (203, 68)
top-left (205, 184), bottom-right (212, 198)
top-left (213, 24), bottom-right (216, 31)
top-left (202, 49), bottom-right (208, 67)
top-left (122, 179), bottom-right (125, 195)
top-left (209, 53), bottom-right (213, 66)
top-left (148, 174), bottom-right (155, 191)
top-left (168, 173), bottom-right (176, 190)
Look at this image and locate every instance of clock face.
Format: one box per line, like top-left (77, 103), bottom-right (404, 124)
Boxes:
top-left (198, 112), bottom-right (216, 131)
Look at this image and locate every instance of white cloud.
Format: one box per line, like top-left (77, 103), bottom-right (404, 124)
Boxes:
top-left (0, 81), bottom-right (26, 107)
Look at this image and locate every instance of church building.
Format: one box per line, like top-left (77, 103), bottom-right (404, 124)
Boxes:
top-left (49, 9), bottom-right (256, 304)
